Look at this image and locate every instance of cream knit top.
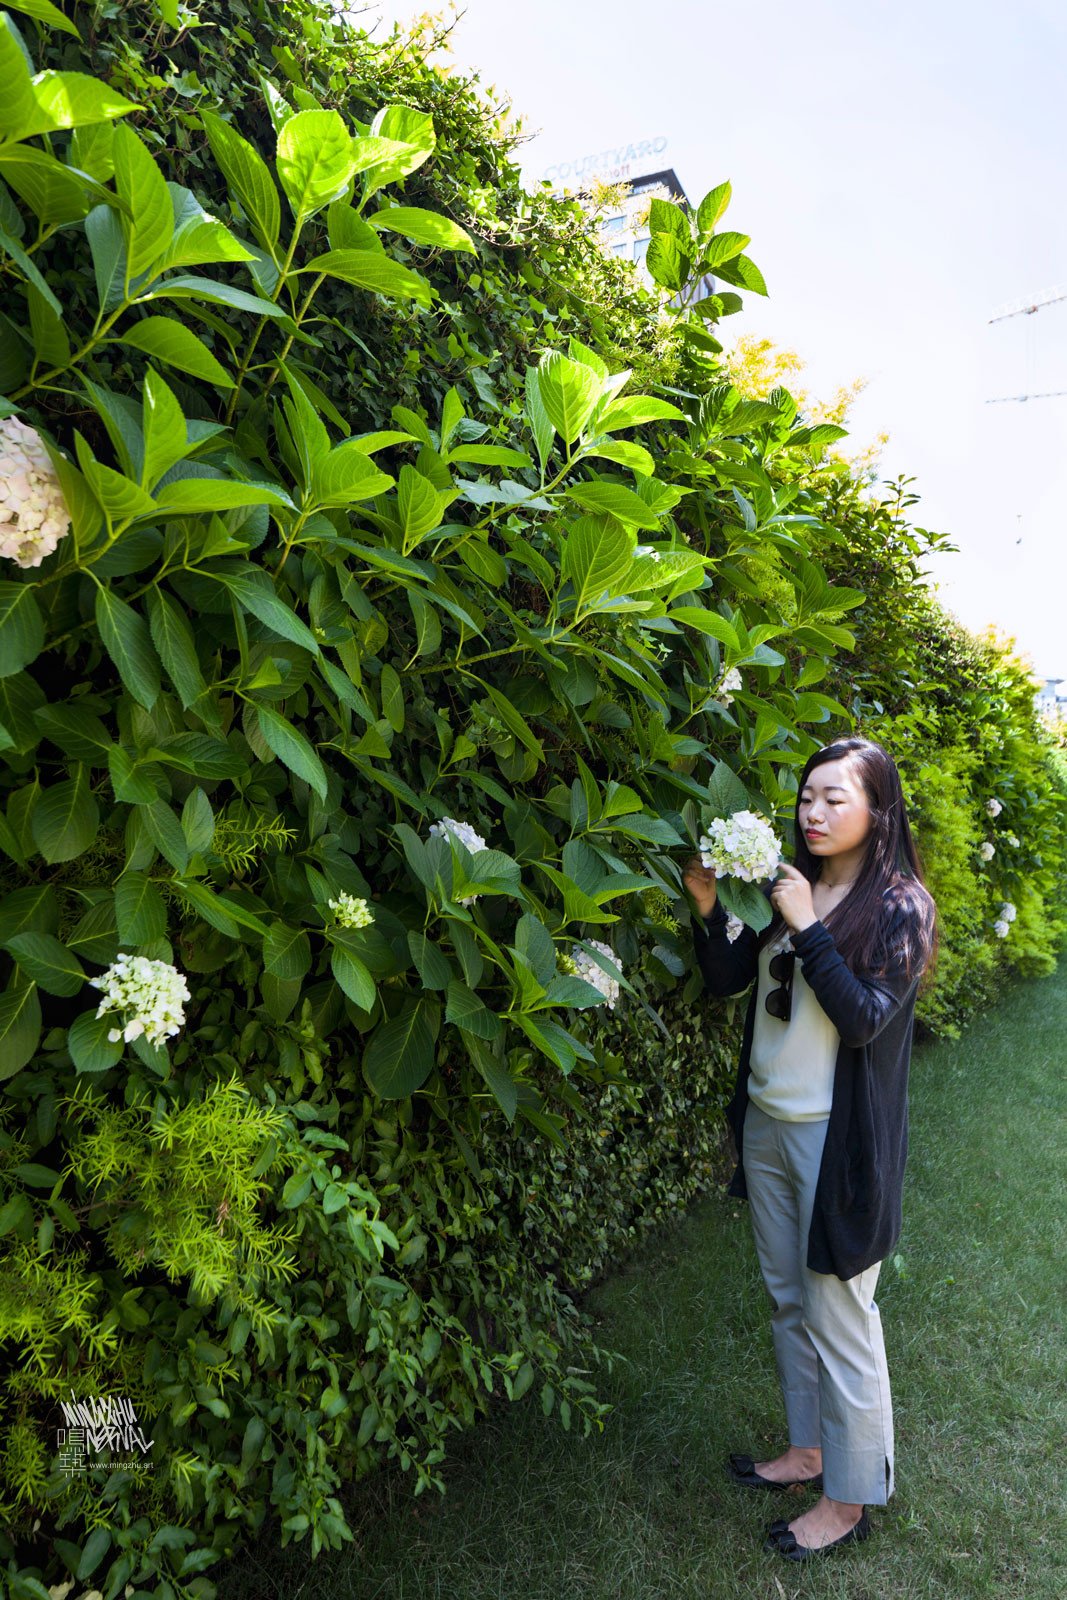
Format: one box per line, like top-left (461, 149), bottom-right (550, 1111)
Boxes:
top-left (747, 926), bottom-right (840, 1121)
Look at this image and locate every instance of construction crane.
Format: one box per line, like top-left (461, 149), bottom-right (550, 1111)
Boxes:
top-left (986, 284), bottom-right (1067, 402)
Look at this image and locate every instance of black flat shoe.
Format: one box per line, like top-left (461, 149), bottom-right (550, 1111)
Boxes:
top-left (726, 1452), bottom-right (824, 1492)
top-left (764, 1508), bottom-right (871, 1560)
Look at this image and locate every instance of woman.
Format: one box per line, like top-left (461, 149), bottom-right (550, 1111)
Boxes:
top-left (684, 736), bottom-right (937, 1563)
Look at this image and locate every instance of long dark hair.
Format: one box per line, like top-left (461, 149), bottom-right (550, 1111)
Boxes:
top-left (761, 736), bottom-right (938, 985)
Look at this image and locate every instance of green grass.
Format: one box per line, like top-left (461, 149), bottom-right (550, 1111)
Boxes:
top-left (234, 958), bottom-right (1067, 1600)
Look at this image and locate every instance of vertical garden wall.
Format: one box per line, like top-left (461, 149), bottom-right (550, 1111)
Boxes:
top-left (0, 2), bottom-right (1064, 1595)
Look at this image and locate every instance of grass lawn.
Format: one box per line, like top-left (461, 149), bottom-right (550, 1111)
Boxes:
top-left (235, 956), bottom-right (1067, 1600)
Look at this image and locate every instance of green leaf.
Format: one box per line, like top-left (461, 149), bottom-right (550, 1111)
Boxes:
top-left (368, 205), bottom-right (474, 253)
top-left (24, 71), bottom-right (140, 140)
top-left (706, 758), bottom-right (751, 817)
top-left (0, 144), bottom-right (109, 227)
top-left (5, 932), bottom-right (85, 996)
top-left (85, 203), bottom-right (126, 315)
top-left (119, 316), bottom-right (234, 388)
top-left (141, 366), bottom-right (189, 491)
top-left (108, 745), bottom-right (162, 804)
top-left (524, 365), bottom-right (554, 474)
top-left (4, 1), bottom-right (81, 40)
top-left (564, 479), bottom-right (661, 529)
top-left (407, 930), bottom-right (451, 990)
top-left (146, 588), bottom-right (209, 710)
top-left (0, 584), bottom-right (44, 678)
top-left (142, 798), bottom-right (189, 873)
top-left (201, 109), bottom-right (281, 251)
top-left (276, 109), bottom-right (356, 219)
top-left (67, 1010), bottom-right (123, 1074)
top-left (0, 885), bottom-right (57, 943)
top-left (599, 395), bottom-right (687, 431)
top-left (536, 351), bottom-right (602, 446)
top-left (715, 874), bottom-right (773, 932)
top-left (181, 788), bottom-right (214, 855)
top-left (136, 275), bottom-right (289, 318)
top-left (445, 980), bottom-right (501, 1040)
top-left (560, 515), bottom-right (634, 619)
top-left (379, 662), bottom-right (404, 732)
top-left (396, 464), bottom-right (443, 544)
top-left (0, 974), bottom-right (40, 1081)
top-left (0, 15), bottom-right (37, 148)
top-left (669, 607), bottom-right (739, 648)
top-left (362, 1000), bottom-right (435, 1097)
top-left (171, 878), bottom-right (268, 938)
top-left (309, 442), bottom-right (394, 507)
top-left (696, 180), bottom-right (732, 235)
top-left (302, 248), bottom-right (432, 308)
top-left (0, 222), bottom-right (62, 316)
top-left (114, 872), bottom-right (167, 945)
top-left (154, 478), bottom-right (290, 514)
top-left (31, 768), bottom-right (99, 864)
top-left (330, 943), bottom-right (376, 1010)
top-left (213, 569), bottom-right (319, 654)
top-left (255, 704), bottom-right (328, 799)
top-left (27, 281), bottom-right (70, 365)
top-left (112, 122), bottom-right (174, 278)
top-left (263, 921), bottom-right (311, 981)
top-left (95, 589), bottom-right (161, 709)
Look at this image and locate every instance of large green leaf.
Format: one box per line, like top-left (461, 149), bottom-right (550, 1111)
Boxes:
top-left (146, 589), bottom-right (208, 710)
top-left (362, 1000), bottom-right (435, 1097)
top-left (4, 1), bottom-right (81, 41)
top-left (255, 704), bottom-right (328, 799)
top-left (564, 479), bottom-right (661, 529)
top-left (118, 315), bottom-right (234, 388)
top-left (536, 351), bottom-right (602, 446)
top-left (31, 768), bottom-right (99, 864)
top-left (67, 1010), bottom-right (123, 1074)
top-left (201, 108), bottom-right (281, 252)
top-left (112, 122), bottom-right (174, 278)
top-left (0, 16), bottom-right (36, 146)
top-left (141, 367), bottom-right (189, 491)
top-left (213, 569), bottom-right (319, 654)
top-left (303, 248), bottom-right (432, 307)
top-left (0, 144), bottom-right (112, 226)
top-left (598, 395), bottom-right (688, 431)
top-left (276, 109), bottom-right (356, 220)
top-left (396, 465), bottom-right (444, 544)
top-left (330, 943), bottom-right (376, 1011)
top-left (0, 974), bottom-right (40, 1081)
top-left (95, 589), bottom-right (161, 709)
top-left (25, 71), bottom-right (140, 140)
top-left (114, 872), bottom-right (167, 945)
top-left (263, 921), bottom-right (311, 981)
top-left (559, 515), bottom-right (634, 619)
top-left (368, 205), bottom-right (474, 253)
top-left (0, 584), bottom-right (44, 678)
top-left (5, 931), bottom-right (85, 996)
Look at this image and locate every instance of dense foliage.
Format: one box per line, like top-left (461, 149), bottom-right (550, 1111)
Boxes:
top-left (0, 2), bottom-right (1063, 1596)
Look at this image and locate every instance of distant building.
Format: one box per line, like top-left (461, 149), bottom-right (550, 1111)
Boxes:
top-left (1034, 676), bottom-right (1067, 720)
top-left (538, 139), bottom-right (715, 307)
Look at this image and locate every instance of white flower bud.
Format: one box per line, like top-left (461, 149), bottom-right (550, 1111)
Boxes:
top-left (326, 891), bottom-right (374, 929)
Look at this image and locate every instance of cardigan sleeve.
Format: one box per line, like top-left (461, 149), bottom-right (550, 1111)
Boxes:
top-left (691, 889), bottom-right (769, 997)
top-left (790, 906), bottom-right (919, 1047)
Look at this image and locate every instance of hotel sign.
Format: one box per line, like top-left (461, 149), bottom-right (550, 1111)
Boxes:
top-left (541, 136), bottom-right (669, 186)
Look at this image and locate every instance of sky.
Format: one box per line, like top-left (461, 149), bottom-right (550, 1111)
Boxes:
top-left (356, 0), bottom-right (1067, 679)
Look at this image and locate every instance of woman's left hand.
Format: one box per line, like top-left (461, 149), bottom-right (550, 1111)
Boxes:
top-left (769, 862), bottom-right (817, 934)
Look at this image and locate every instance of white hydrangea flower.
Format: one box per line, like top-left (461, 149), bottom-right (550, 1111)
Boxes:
top-left (998, 901), bottom-right (1016, 923)
top-left (725, 913), bottom-right (745, 943)
top-left (571, 938), bottom-right (621, 1009)
top-left (993, 919), bottom-right (1010, 938)
top-left (715, 667), bottom-right (743, 707)
top-left (0, 415), bottom-right (71, 568)
top-left (1006, 833), bottom-right (1020, 848)
top-left (985, 797), bottom-right (1004, 817)
top-left (91, 954), bottom-right (190, 1048)
top-left (979, 841), bottom-right (995, 861)
top-left (699, 808), bottom-right (782, 883)
top-left (428, 816), bottom-right (488, 905)
top-left (327, 891), bottom-right (373, 929)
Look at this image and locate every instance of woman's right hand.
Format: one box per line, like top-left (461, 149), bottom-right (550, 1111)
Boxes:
top-left (682, 854), bottom-right (718, 918)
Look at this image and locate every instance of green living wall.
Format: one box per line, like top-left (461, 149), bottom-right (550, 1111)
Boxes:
top-left (1, 2), bottom-right (1064, 1596)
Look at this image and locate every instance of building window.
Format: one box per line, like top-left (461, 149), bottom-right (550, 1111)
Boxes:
top-left (611, 241), bottom-right (630, 256)
top-left (633, 236), bottom-right (651, 262)
top-left (602, 214), bottom-right (625, 232)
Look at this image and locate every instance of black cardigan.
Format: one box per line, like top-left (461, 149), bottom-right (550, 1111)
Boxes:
top-left (693, 888), bottom-right (922, 1281)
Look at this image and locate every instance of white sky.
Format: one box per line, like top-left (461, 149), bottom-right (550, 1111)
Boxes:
top-left (357, 0), bottom-right (1067, 679)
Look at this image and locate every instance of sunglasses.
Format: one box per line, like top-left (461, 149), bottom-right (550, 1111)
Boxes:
top-left (765, 949), bottom-right (796, 1022)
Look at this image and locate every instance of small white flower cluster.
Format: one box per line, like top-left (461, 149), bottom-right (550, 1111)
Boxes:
top-left (985, 797), bottom-right (1003, 818)
top-left (715, 667), bottom-right (743, 707)
top-left (979, 841), bottom-right (995, 861)
top-left (1006, 833), bottom-right (1020, 848)
top-left (725, 913), bottom-right (745, 943)
top-left (571, 938), bottom-right (621, 1008)
top-left (699, 808), bottom-right (782, 882)
top-left (92, 954), bottom-right (191, 1048)
top-left (428, 816), bottom-right (487, 905)
top-left (993, 900), bottom-right (1017, 939)
top-left (327, 891), bottom-right (373, 929)
top-left (0, 415), bottom-right (70, 568)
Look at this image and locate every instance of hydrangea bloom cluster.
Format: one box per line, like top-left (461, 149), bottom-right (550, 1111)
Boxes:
top-left (92, 955), bottom-right (191, 1048)
top-left (979, 841), bottom-right (995, 861)
top-left (725, 913), bottom-right (745, 944)
top-left (986, 797), bottom-right (1004, 818)
top-left (993, 899), bottom-right (1017, 937)
top-left (999, 900), bottom-right (1017, 921)
top-left (428, 816), bottom-right (487, 905)
top-left (570, 939), bottom-right (621, 1009)
top-left (699, 809), bottom-right (782, 882)
top-left (327, 892), bottom-right (373, 929)
top-left (1006, 833), bottom-right (1020, 849)
top-left (715, 667), bottom-right (743, 706)
top-left (0, 415), bottom-right (70, 568)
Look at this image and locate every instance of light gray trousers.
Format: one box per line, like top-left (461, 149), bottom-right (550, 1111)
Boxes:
top-left (742, 1098), bottom-right (895, 1505)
